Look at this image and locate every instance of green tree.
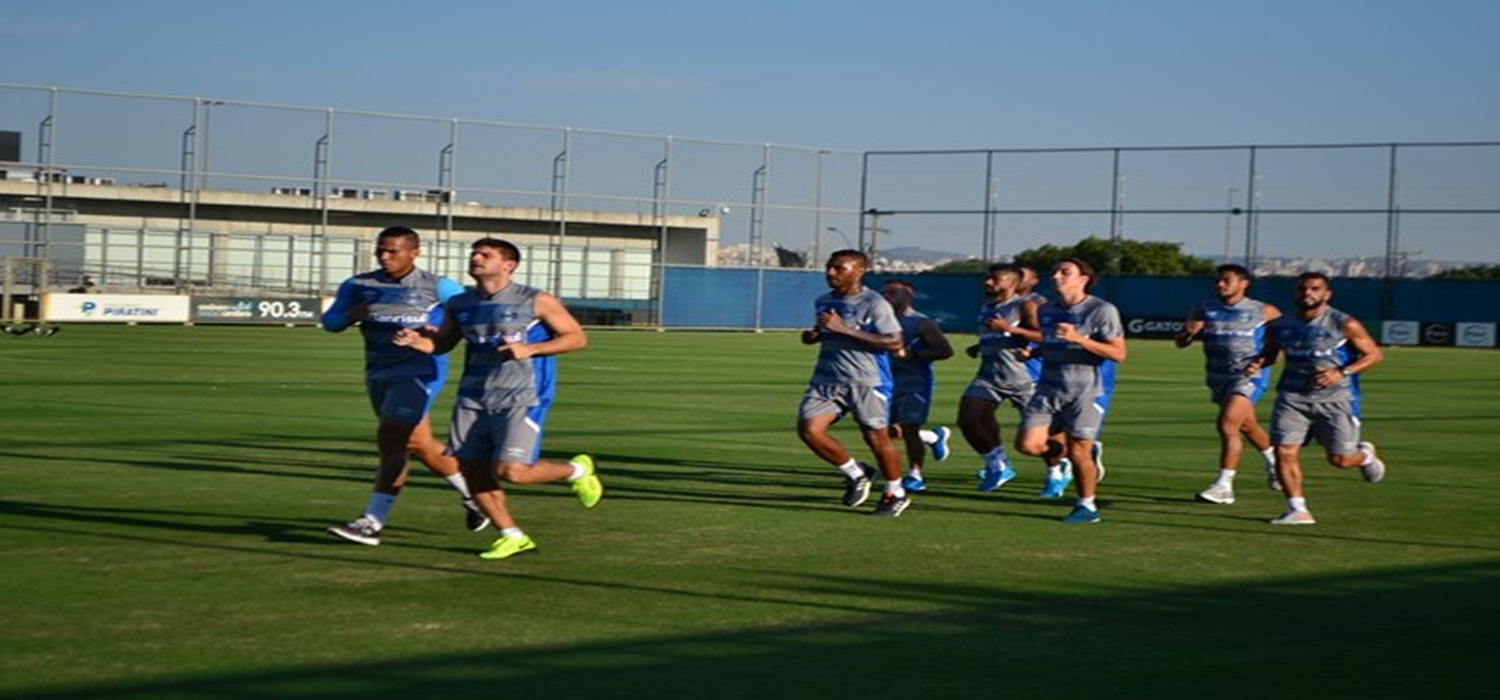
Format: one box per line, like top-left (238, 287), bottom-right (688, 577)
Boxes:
top-left (1428, 265), bottom-right (1500, 280)
top-left (1013, 236), bottom-right (1214, 276)
top-left (925, 258), bottom-right (992, 275)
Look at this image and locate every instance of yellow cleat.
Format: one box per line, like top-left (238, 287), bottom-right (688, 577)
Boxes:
top-left (570, 454), bottom-right (603, 508)
top-left (478, 535), bottom-right (538, 560)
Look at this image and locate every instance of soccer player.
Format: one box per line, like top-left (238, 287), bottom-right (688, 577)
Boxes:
top-left (395, 237), bottom-right (602, 559)
top-left (957, 264), bottom-right (1057, 494)
top-left (1246, 271), bottom-right (1386, 525)
top-left (1014, 258), bottom-right (1127, 524)
top-left (798, 249), bottom-right (910, 517)
top-left (1176, 264), bottom-right (1282, 505)
top-left (321, 226), bottom-right (484, 546)
top-left (880, 279), bottom-right (955, 492)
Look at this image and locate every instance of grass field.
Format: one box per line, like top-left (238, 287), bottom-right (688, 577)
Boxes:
top-left (1, 324), bottom-right (1497, 699)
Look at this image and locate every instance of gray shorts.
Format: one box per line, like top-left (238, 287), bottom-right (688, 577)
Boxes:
top-left (800, 383), bottom-right (890, 430)
top-left (1206, 373), bottom-right (1269, 406)
top-left (367, 375), bottom-right (443, 424)
top-left (1270, 395), bottom-right (1362, 455)
top-left (890, 387), bottom-right (934, 426)
top-left (448, 403), bottom-right (548, 465)
top-left (1020, 389), bottom-right (1107, 440)
top-left (962, 377), bottom-right (1035, 408)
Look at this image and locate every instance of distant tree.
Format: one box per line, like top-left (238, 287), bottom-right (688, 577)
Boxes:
top-left (1428, 265), bottom-right (1500, 280)
top-left (925, 258), bottom-right (992, 275)
top-left (1013, 236), bottom-right (1215, 276)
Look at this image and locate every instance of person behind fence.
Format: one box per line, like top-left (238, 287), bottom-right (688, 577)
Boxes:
top-left (880, 279), bottom-right (954, 492)
top-left (797, 249), bottom-right (911, 517)
top-left (321, 226), bottom-right (484, 546)
top-left (1176, 264), bottom-right (1282, 505)
top-left (1245, 271), bottom-right (1386, 526)
top-left (395, 237), bottom-right (602, 559)
top-left (1014, 258), bottom-right (1127, 524)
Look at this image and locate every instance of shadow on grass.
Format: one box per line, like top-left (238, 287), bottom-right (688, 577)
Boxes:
top-left (9, 558), bottom-right (1496, 700)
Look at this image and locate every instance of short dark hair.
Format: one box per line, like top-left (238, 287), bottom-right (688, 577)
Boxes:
top-left (1058, 257), bottom-right (1099, 292)
top-left (472, 237), bottom-right (521, 263)
top-left (988, 262), bottom-right (1020, 277)
top-left (377, 226), bottom-right (420, 247)
top-left (1217, 263), bottom-right (1252, 281)
top-left (827, 249), bottom-right (869, 268)
top-left (883, 278), bottom-right (916, 292)
top-left (1296, 271), bottom-right (1332, 286)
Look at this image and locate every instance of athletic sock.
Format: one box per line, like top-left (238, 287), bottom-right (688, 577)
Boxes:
top-left (1288, 497), bottom-right (1308, 512)
top-left (1077, 496), bottom-right (1097, 511)
top-left (1215, 469), bottom-right (1236, 488)
top-left (884, 481), bottom-right (906, 499)
top-left (444, 473), bottom-right (474, 500)
top-left (918, 429), bottom-right (938, 445)
top-left (364, 492), bottom-right (397, 527)
top-left (907, 467), bottom-right (924, 481)
top-left (837, 460), bottom-right (865, 481)
top-left (501, 527), bottom-right (526, 539)
top-left (568, 461), bottom-right (586, 481)
top-left (1261, 447), bottom-right (1277, 466)
top-left (1047, 464), bottom-right (1064, 480)
top-left (1359, 445), bottom-right (1376, 466)
top-left (984, 446), bottom-right (1010, 467)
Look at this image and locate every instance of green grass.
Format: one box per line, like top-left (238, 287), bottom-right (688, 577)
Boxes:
top-left (1, 325), bottom-right (1496, 699)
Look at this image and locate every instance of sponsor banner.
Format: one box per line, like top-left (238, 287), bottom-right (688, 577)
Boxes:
top-left (1381, 320), bottom-right (1420, 346)
top-left (43, 294), bottom-right (191, 323)
top-left (192, 296), bottom-right (321, 324)
top-left (1124, 316), bottom-right (1186, 339)
top-left (1456, 322), bottom-right (1497, 348)
top-left (1419, 322), bottom-right (1455, 347)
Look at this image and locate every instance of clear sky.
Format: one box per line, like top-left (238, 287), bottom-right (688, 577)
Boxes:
top-left (6, 0), bottom-right (1498, 149)
top-left (3, 0), bottom-right (1498, 262)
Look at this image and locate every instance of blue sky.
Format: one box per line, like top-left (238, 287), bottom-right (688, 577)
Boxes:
top-left (2, 0), bottom-right (1498, 262)
top-left (6, 0), bottom-right (1497, 149)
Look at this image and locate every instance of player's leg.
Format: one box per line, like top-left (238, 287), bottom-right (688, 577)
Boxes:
top-left (1318, 402), bottom-right (1385, 482)
top-left (853, 386), bottom-right (909, 516)
top-left (328, 380), bottom-right (417, 545)
top-left (1268, 398), bottom-right (1316, 524)
top-left (464, 457), bottom-right (537, 560)
top-left (957, 395), bottom-right (1001, 456)
top-left (489, 407), bottom-right (603, 507)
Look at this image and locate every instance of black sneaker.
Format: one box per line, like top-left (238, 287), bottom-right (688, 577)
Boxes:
top-left (870, 492), bottom-right (911, 518)
top-left (842, 463), bottom-right (876, 508)
top-left (328, 516), bottom-right (381, 546)
top-left (464, 503), bottom-right (491, 532)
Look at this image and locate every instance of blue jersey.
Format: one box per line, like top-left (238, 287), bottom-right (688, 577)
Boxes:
top-left (445, 282), bottom-right (558, 411)
top-left (1270, 306), bottom-right (1361, 410)
top-left (322, 268), bottom-right (464, 381)
top-left (891, 308), bottom-right (938, 397)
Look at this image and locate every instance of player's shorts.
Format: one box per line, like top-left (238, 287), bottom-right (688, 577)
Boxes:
top-left (448, 403), bottom-right (550, 465)
top-left (800, 383), bottom-right (890, 430)
top-left (1270, 395), bottom-right (1362, 455)
top-left (1020, 388), bottom-right (1108, 440)
top-left (962, 376), bottom-right (1035, 408)
top-left (1207, 372), bottom-right (1269, 405)
top-left (890, 387), bottom-right (935, 425)
top-left (366, 375), bottom-right (444, 424)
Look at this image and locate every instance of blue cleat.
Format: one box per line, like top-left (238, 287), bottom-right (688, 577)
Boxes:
top-left (930, 426), bottom-right (952, 462)
top-left (1039, 471), bottom-right (1073, 498)
top-left (901, 474), bottom-right (927, 492)
top-left (977, 464), bottom-right (1017, 492)
top-left (1062, 504), bottom-right (1101, 524)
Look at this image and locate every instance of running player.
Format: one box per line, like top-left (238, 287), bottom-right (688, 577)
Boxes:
top-left (797, 250), bottom-right (910, 517)
top-left (1247, 271), bottom-right (1386, 525)
top-left (880, 279), bottom-right (955, 492)
top-left (1014, 258), bottom-right (1127, 524)
top-left (321, 226), bottom-right (484, 546)
top-left (1176, 264), bottom-right (1281, 504)
top-left (395, 237), bottom-right (602, 558)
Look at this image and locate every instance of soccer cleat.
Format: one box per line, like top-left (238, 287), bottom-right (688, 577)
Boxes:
top-left (478, 534), bottom-right (538, 559)
top-left (1269, 509), bottom-right (1316, 525)
top-left (977, 463), bottom-right (1017, 492)
top-left (1196, 482), bottom-right (1236, 505)
top-left (1358, 442), bottom-right (1386, 483)
top-left (570, 454), bottom-right (603, 508)
top-left (870, 492), bottom-right (911, 517)
top-left (843, 464), bottom-right (876, 508)
top-left (901, 474), bottom-right (927, 492)
top-left (1091, 441), bottom-right (1106, 483)
top-left (930, 426), bottom-right (953, 462)
top-left (328, 515), bottom-right (382, 546)
top-left (1039, 468), bottom-right (1073, 498)
top-left (464, 502), bottom-right (491, 532)
top-left (1062, 504), bottom-right (1101, 524)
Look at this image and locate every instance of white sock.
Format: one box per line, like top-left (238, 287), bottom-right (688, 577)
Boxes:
top-left (1215, 469), bottom-right (1236, 488)
top-left (918, 429), bottom-right (938, 444)
top-left (501, 527), bottom-right (525, 539)
top-left (444, 473), bottom-right (474, 500)
top-left (1261, 448), bottom-right (1277, 467)
top-left (364, 492), bottom-right (397, 527)
top-left (1047, 464), bottom-right (1064, 480)
top-left (567, 461), bottom-right (586, 481)
top-left (1288, 497), bottom-right (1308, 512)
top-left (884, 481), bottom-right (906, 498)
top-left (1077, 496), bottom-right (1097, 511)
top-left (908, 467), bottom-right (924, 480)
top-left (837, 460), bottom-right (865, 480)
top-left (984, 446), bottom-right (1009, 467)
top-left (1359, 445), bottom-right (1375, 466)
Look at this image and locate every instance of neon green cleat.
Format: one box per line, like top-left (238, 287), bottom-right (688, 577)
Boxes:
top-left (570, 454), bottom-right (603, 508)
top-left (478, 534), bottom-right (538, 560)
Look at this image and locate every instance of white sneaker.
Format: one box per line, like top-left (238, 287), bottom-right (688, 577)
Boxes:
top-left (1269, 509), bottom-right (1316, 525)
top-left (1358, 442), bottom-right (1385, 483)
top-left (1196, 482), bottom-right (1235, 505)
